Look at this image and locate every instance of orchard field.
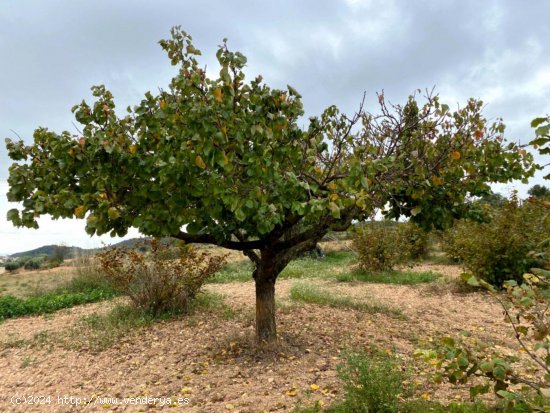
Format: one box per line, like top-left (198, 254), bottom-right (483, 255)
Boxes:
top-left (3, 25), bottom-right (550, 413)
top-left (0, 232), bottom-right (547, 413)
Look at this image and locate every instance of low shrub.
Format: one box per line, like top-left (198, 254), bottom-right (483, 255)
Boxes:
top-left (23, 257), bottom-right (43, 270)
top-left (441, 198), bottom-right (550, 286)
top-left (63, 257), bottom-right (119, 296)
top-left (400, 221), bottom-right (430, 260)
top-left (353, 222), bottom-right (406, 272)
top-left (98, 239), bottom-right (226, 315)
top-left (353, 221), bottom-right (428, 272)
top-left (338, 349), bottom-right (406, 413)
top-left (4, 262), bottom-right (20, 272)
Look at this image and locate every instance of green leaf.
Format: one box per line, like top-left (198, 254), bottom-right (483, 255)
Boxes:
top-left (462, 274), bottom-right (481, 287)
top-left (492, 365), bottom-right (506, 381)
top-left (530, 117), bottom-right (547, 128)
top-left (535, 125), bottom-right (550, 137)
top-left (458, 356), bottom-right (469, 369)
top-left (6, 208), bottom-right (20, 223)
top-left (328, 202), bottom-right (340, 218)
top-left (234, 208), bottom-right (246, 222)
top-left (496, 390), bottom-right (514, 400)
top-left (531, 267), bottom-right (550, 278)
top-left (530, 137), bottom-right (549, 146)
top-left (470, 384), bottom-right (490, 398)
top-left (287, 85), bottom-right (301, 98)
top-left (479, 361), bottom-right (494, 373)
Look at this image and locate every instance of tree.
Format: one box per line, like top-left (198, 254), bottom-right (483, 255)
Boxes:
top-left (5, 27), bottom-right (535, 342)
top-left (528, 184), bottom-right (550, 199)
top-left (53, 244), bottom-right (67, 264)
top-left (476, 191), bottom-right (507, 207)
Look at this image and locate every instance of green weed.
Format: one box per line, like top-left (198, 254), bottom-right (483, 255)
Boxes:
top-left (289, 282), bottom-right (402, 318)
top-left (336, 270), bottom-right (440, 285)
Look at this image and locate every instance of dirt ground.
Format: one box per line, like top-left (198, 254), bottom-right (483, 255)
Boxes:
top-left (0, 260), bottom-right (536, 412)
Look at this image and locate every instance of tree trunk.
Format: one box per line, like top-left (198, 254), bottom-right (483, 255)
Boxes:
top-left (254, 249), bottom-right (280, 343)
top-left (255, 275), bottom-right (277, 343)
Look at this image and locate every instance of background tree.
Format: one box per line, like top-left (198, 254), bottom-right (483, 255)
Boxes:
top-left (476, 191), bottom-right (507, 207)
top-left (528, 184), bottom-right (550, 199)
top-left (5, 27), bottom-right (535, 342)
top-left (53, 244), bottom-right (67, 264)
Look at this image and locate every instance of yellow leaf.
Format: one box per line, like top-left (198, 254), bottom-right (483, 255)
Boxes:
top-left (129, 144), bottom-right (137, 154)
top-left (327, 182), bottom-right (337, 191)
top-left (225, 403), bottom-right (235, 410)
top-left (431, 176), bottom-right (444, 186)
top-left (74, 205), bottom-right (86, 218)
top-left (329, 193), bottom-right (339, 201)
top-left (159, 100), bottom-right (166, 110)
top-left (108, 207), bottom-right (120, 220)
top-left (213, 88), bottom-right (223, 103)
top-left (310, 384), bottom-right (320, 391)
top-left (286, 390), bottom-right (297, 397)
top-left (451, 150), bottom-right (461, 160)
top-left (195, 155), bottom-right (206, 169)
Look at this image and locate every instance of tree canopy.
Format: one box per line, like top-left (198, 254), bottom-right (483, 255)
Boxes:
top-left (528, 184), bottom-right (550, 199)
top-left (6, 27), bottom-right (535, 341)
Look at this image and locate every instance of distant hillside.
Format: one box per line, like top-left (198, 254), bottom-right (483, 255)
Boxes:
top-left (9, 237), bottom-right (151, 258)
top-left (10, 245), bottom-right (87, 259)
top-left (102, 238), bottom-right (151, 250)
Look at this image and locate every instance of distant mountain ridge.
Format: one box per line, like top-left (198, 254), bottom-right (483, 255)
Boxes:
top-left (10, 245), bottom-right (86, 259)
top-left (8, 238), bottom-right (150, 258)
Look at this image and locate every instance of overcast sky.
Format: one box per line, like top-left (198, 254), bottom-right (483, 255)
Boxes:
top-left (1, 0), bottom-right (549, 254)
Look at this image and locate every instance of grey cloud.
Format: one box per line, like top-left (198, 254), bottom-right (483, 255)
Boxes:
top-left (1, 0), bottom-right (549, 177)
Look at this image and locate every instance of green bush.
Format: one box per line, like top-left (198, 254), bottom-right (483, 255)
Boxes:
top-left (4, 262), bottom-right (20, 272)
top-left (98, 239), bottom-right (226, 315)
top-left (338, 349), bottom-right (407, 413)
top-left (353, 222), bottom-right (406, 272)
top-left (353, 221), bottom-right (428, 272)
top-left (441, 198), bottom-right (550, 286)
top-left (399, 221), bottom-right (429, 260)
top-left (23, 257), bottom-right (43, 270)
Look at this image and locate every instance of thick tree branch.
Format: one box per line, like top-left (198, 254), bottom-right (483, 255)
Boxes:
top-left (273, 206), bottom-right (357, 251)
top-left (175, 231), bottom-right (266, 251)
top-left (243, 249), bottom-right (260, 264)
